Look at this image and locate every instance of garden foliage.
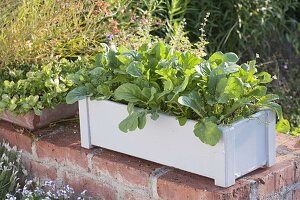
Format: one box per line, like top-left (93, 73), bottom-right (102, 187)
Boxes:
top-left (67, 41), bottom-right (288, 146)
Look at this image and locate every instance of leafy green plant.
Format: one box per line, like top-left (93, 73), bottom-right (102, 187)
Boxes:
top-left (0, 58), bottom-right (91, 115)
top-left (67, 41), bottom-right (288, 146)
top-left (0, 142), bottom-right (27, 199)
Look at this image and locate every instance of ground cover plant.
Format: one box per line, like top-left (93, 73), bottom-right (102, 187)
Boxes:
top-left (0, 59), bottom-right (92, 115)
top-left (66, 41), bottom-right (288, 146)
top-left (0, 142), bottom-right (27, 199)
top-left (6, 180), bottom-right (88, 200)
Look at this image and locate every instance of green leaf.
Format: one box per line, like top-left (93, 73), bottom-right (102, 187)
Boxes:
top-left (126, 61), bottom-right (145, 77)
top-left (114, 83), bottom-right (147, 103)
top-left (209, 52), bottom-right (224, 65)
top-left (127, 103), bottom-right (134, 114)
top-left (216, 77), bottom-right (243, 103)
top-left (176, 116), bottom-right (187, 126)
top-left (142, 87), bottom-right (157, 102)
top-left (66, 86), bottom-right (88, 104)
top-left (224, 52), bottom-right (239, 63)
top-left (276, 118), bottom-right (290, 133)
top-left (178, 91), bottom-right (204, 117)
top-left (194, 119), bottom-right (221, 146)
top-left (151, 112), bottom-right (159, 120)
top-left (138, 111), bottom-right (147, 129)
top-left (247, 86), bottom-right (267, 96)
top-left (257, 72), bottom-right (273, 83)
top-left (119, 112), bottom-right (139, 133)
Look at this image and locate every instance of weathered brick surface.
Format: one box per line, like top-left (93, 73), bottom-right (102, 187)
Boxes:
top-left (293, 188), bottom-right (300, 199)
top-left (247, 158), bottom-right (296, 199)
top-left (0, 122), bottom-right (300, 200)
top-left (0, 120), bottom-right (32, 153)
top-left (64, 171), bottom-right (118, 200)
top-left (92, 149), bottom-right (161, 188)
top-left (123, 191), bottom-right (153, 200)
top-left (36, 127), bottom-right (89, 170)
top-left (22, 158), bottom-right (57, 180)
top-left (157, 169), bottom-right (251, 200)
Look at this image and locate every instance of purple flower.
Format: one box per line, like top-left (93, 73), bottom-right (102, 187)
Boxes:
top-left (106, 34), bottom-right (113, 41)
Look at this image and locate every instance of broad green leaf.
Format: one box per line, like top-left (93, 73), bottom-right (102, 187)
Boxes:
top-left (194, 120), bottom-right (221, 146)
top-left (195, 61), bottom-right (211, 77)
top-left (142, 87), bottom-right (157, 102)
top-left (223, 77), bottom-right (243, 98)
top-left (66, 86), bottom-right (88, 104)
top-left (260, 102), bottom-right (283, 119)
top-left (257, 72), bottom-right (272, 83)
top-left (216, 77), bottom-right (243, 103)
top-left (114, 83), bottom-right (147, 103)
top-left (97, 85), bottom-right (112, 97)
top-left (119, 112), bottom-right (139, 133)
top-left (117, 55), bottom-right (133, 65)
top-left (209, 52), bottom-right (224, 65)
top-left (247, 86), bottom-right (267, 96)
top-left (178, 91), bottom-right (204, 117)
top-left (276, 118), bottom-right (290, 133)
top-left (224, 52), bottom-right (239, 63)
top-left (126, 61), bottom-right (145, 77)
top-left (155, 68), bottom-right (177, 80)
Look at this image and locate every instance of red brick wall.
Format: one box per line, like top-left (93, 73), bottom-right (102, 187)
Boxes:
top-left (0, 120), bottom-right (299, 200)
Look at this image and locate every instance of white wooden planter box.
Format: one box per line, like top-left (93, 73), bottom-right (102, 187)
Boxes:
top-left (79, 98), bottom-right (276, 187)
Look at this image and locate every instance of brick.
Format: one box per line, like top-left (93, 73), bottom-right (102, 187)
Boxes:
top-left (293, 188), bottom-right (300, 199)
top-left (123, 191), bottom-right (153, 200)
top-left (276, 133), bottom-right (300, 156)
top-left (22, 158), bottom-right (57, 180)
top-left (247, 160), bottom-right (295, 199)
top-left (0, 120), bottom-right (33, 153)
top-left (157, 169), bottom-right (251, 200)
top-left (36, 127), bottom-right (89, 170)
top-left (92, 149), bottom-right (161, 188)
top-left (64, 171), bottom-right (117, 200)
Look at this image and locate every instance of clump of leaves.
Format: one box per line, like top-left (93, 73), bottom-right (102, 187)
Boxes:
top-left (0, 58), bottom-right (91, 115)
top-left (67, 41), bottom-right (288, 146)
top-left (0, 142), bottom-right (27, 199)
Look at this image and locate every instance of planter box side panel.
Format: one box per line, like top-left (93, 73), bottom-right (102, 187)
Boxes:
top-left (86, 100), bottom-right (227, 182)
top-left (233, 110), bottom-right (276, 178)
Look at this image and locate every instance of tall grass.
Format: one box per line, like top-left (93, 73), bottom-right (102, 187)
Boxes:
top-left (0, 0), bottom-right (142, 67)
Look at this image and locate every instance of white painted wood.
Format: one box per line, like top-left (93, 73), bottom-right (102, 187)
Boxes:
top-left (265, 110), bottom-right (276, 166)
top-left (78, 99), bottom-right (92, 148)
top-left (79, 98), bottom-right (276, 187)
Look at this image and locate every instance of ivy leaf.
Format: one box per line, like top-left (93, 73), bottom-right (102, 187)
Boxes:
top-left (119, 112), bottom-right (139, 133)
top-left (114, 83), bottom-right (147, 103)
top-left (276, 118), bottom-right (290, 133)
top-left (66, 86), bottom-right (88, 104)
top-left (194, 119), bottom-right (221, 146)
